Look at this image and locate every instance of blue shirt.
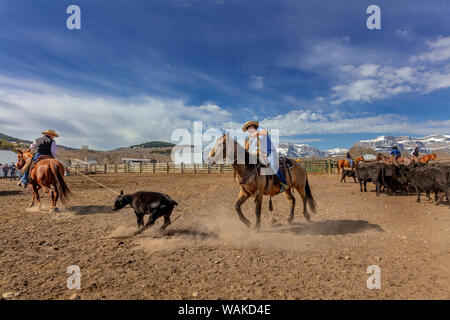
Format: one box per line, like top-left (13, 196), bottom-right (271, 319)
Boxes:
top-left (390, 149), bottom-right (401, 157)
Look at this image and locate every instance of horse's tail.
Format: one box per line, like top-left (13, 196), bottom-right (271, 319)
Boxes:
top-left (305, 176), bottom-right (317, 213)
top-left (50, 162), bottom-right (72, 204)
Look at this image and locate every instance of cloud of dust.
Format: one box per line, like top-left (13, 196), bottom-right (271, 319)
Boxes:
top-left (130, 204), bottom-right (315, 253)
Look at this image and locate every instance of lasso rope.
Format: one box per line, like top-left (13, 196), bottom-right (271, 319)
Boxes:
top-left (60, 161), bottom-right (120, 196)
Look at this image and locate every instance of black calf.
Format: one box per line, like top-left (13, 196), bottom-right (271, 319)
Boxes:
top-left (112, 190), bottom-right (178, 235)
top-left (341, 169), bottom-right (356, 183)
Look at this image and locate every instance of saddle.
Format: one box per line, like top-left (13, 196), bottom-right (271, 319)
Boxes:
top-left (28, 155), bottom-right (54, 174)
top-left (239, 157), bottom-right (294, 186)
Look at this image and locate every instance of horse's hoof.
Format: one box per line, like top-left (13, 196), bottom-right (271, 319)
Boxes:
top-left (287, 218), bottom-right (293, 225)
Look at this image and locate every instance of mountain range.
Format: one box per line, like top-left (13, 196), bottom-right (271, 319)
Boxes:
top-left (277, 134), bottom-right (449, 158)
top-left (1, 132), bottom-right (449, 158)
top-left (354, 135), bottom-right (450, 154)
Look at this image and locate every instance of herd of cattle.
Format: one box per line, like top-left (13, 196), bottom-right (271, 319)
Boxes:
top-left (341, 161), bottom-right (450, 208)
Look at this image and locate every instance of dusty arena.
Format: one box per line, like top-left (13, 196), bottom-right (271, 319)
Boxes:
top-left (0, 173), bottom-right (448, 300)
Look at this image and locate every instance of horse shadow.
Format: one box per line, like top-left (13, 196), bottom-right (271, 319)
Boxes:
top-left (66, 205), bottom-right (116, 215)
top-left (158, 228), bottom-right (218, 240)
top-left (0, 190), bottom-right (22, 196)
top-left (269, 219), bottom-right (383, 236)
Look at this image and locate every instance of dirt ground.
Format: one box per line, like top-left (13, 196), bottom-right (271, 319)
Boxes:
top-left (0, 172), bottom-right (448, 300)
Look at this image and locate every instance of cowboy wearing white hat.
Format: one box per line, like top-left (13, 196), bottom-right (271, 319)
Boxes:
top-left (18, 129), bottom-right (59, 188)
top-left (243, 121), bottom-right (288, 191)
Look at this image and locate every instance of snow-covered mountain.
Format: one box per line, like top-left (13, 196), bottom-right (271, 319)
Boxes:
top-left (276, 134), bottom-right (449, 159)
top-left (326, 147), bottom-right (348, 156)
top-left (354, 135), bottom-right (450, 154)
top-left (277, 143), bottom-right (329, 158)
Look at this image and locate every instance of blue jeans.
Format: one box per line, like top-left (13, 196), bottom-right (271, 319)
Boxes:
top-left (348, 159), bottom-right (353, 167)
top-left (20, 153), bottom-right (43, 185)
top-left (264, 137), bottom-right (288, 185)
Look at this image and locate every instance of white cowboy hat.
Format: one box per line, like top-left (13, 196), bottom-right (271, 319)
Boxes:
top-left (41, 129), bottom-right (59, 137)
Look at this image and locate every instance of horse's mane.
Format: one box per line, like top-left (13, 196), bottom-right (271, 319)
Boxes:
top-left (225, 134), bottom-right (256, 167)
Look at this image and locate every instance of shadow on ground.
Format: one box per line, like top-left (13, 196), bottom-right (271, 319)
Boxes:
top-left (66, 205), bottom-right (116, 215)
top-left (0, 190), bottom-right (22, 196)
top-left (159, 228), bottom-right (218, 240)
top-left (269, 219), bottom-right (383, 236)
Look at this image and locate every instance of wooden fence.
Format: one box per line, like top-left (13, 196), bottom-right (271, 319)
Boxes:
top-left (68, 159), bottom-right (335, 175)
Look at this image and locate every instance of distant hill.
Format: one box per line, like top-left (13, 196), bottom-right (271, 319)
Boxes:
top-left (0, 132), bottom-right (32, 144)
top-left (0, 132), bottom-right (78, 151)
top-left (129, 141), bottom-right (176, 149)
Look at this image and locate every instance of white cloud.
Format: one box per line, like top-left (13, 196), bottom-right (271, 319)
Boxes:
top-left (0, 76), bottom-right (232, 150)
top-left (331, 37), bottom-right (450, 104)
top-left (412, 36), bottom-right (450, 63)
top-left (258, 110), bottom-right (450, 136)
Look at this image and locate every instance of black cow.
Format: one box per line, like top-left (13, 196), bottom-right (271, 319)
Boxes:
top-left (112, 190), bottom-right (178, 235)
top-left (355, 163), bottom-right (383, 195)
top-left (399, 163), bottom-right (450, 207)
top-left (381, 164), bottom-right (410, 194)
top-left (341, 169), bottom-right (357, 183)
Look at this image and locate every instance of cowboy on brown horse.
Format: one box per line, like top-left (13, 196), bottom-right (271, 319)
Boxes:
top-left (16, 130), bottom-right (71, 212)
top-left (18, 129), bottom-right (59, 188)
top-left (207, 131), bottom-right (316, 230)
top-left (242, 120), bottom-right (289, 192)
top-left (337, 153), bottom-right (364, 173)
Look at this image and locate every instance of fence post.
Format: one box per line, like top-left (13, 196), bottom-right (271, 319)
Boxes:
top-left (139, 162), bottom-right (143, 173)
top-left (104, 164), bottom-right (107, 174)
top-left (114, 163), bottom-right (117, 173)
top-left (207, 163), bottom-right (210, 173)
top-left (219, 164), bottom-right (223, 174)
top-left (328, 159), bottom-right (332, 175)
top-left (181, 163), bottom-right (184, 174)
top-left (167, 162), bottom-right (170, 173)
top-left (194, 163), bottom-right (197, 174)
top-left (152, 162), bottom-right (155, 173)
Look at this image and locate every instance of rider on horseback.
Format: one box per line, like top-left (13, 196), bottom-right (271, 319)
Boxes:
top-left (390, 146), bottom-right (401, 164)
top-left (346, 152), bottom-right (353, 168)
top-left (242, 121), bottom-right (289, 192)
top-left (18, 129), bottom-right (59, 188)
top-left (411, 146), bottom-right (420, 162)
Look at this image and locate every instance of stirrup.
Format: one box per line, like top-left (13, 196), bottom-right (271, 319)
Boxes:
top-left (279, 183), bottom-right (288, 194)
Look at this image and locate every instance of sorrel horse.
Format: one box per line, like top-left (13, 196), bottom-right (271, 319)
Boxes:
top-left (337, 155), bottom-right (364, 173)
top-left (16, 150), bottom-right (71, 212)
top-left (420, 153), bottom-right (437, 164)
top-left (206, 134), bottom-right (316, 230)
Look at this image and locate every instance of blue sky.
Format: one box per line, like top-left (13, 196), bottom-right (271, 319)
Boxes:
top-left (0, 0), bottom-right (449, 150)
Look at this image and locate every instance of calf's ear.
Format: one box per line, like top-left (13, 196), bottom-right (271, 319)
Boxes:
top-left (120, 190), bottom-right (124, 195)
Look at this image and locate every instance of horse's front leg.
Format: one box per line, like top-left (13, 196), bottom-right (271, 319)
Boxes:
top-left (254, 194), bottom-right (263, 231)
top-left (235, 189), bottom-right (251, 228)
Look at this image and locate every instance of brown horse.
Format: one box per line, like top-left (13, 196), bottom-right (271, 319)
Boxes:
top-left (337, 156), bottom-right (364, 173)
top-left (420, 153), bottom-right (437, 164)
top-left (16, 150), bottom-right (71, 212)
top-left (206, 134), bottom-right (316, 230)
